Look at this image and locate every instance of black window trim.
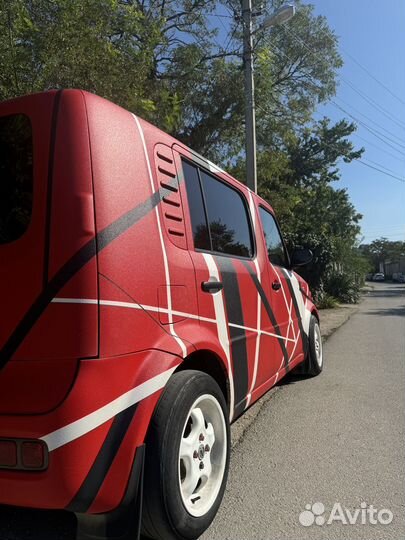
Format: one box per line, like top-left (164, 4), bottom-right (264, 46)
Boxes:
top-left (181, 157), bottom-right (256, 261)
top-left (258, 204), bottom-right (291, 269)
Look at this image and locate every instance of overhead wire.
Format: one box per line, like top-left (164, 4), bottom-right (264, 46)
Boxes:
top-left (281, 26), bottom-right (405, 131)
top-left (255, 35), bottom-right (405, 184)
top-left (354, 159), bottom-right (405, 183)
top-left (259, 35), bottom-right (405, 156)
top-left (352, 133), bottom-right (405, 164)
top-left (340, 44), bottom-right (405, 107)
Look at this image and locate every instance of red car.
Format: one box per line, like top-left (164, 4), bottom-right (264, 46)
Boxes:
top-left (0, 90), bottom-right (322, 540)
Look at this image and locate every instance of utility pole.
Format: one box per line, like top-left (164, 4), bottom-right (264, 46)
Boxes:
top-left (242, 3), bottom-right (295, 193)
top-left (242, 0), bottom-right (257, 193)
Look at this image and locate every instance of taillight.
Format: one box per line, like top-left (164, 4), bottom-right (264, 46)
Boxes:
top-left (0, 441), bottom-right (17, 467)
top-left (0, 439), bottom-right (48, 471)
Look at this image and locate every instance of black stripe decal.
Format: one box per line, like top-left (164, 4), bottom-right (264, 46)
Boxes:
top-left (67, 403), bottom-right (138, 513)
top-left (215, 257), bottom-right (249, 417)
top-left (280, 269), bottom-right (309, 357)
top-left (0, 191), bottom-right (161, 369)
top-left (242, 261), bottom-right (290, 370)
top-left (43, 90), bottom-right (63, 288)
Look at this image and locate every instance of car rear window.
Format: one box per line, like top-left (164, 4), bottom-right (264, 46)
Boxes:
top-left (0, 114), bottom-right (33, 244)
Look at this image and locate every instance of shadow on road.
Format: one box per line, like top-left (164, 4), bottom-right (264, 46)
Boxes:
top-left (276, 372), bottom-right (312, 387)
top-left (0, 506), bottom-right (75, 540)
top-left (364, 305), bottom-right (405, 317)
top-left (367, 285), bottom-right (405, 298)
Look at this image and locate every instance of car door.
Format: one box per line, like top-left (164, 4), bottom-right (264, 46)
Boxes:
top-left (258, 205), bottom-right (303, 369)
top-left (173, 150), bottom-right (272, 419)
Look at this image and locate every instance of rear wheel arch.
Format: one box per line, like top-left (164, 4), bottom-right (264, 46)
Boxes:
top-left (175, 350), bottom-right (230, 412)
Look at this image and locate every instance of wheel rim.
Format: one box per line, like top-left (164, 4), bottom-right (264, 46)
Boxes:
top-left (178, 394), bottom-right (227, 517)
top-left (314, 323), bottom-right (323, 367)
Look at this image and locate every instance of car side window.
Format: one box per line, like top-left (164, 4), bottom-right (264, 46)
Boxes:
top-left (0, 114), bottom-right (33, 244)
top-left (182, 159), bottom-right (253, 258)
top-left (259, 206), bottom-right (288, 267)
top-left (200, 170), bottom-right (253, 258)
top-left (182, 160), bottom-right (211, 250)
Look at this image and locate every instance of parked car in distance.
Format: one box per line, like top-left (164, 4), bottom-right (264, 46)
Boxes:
top-left (392, 272), bottom-right (405, 283)
top-left (366, 273), bottom-right (374, 281)
top-left (373, 273), bottom-right (385, 282)
top-left (0, 90), bottom-right (322, 540)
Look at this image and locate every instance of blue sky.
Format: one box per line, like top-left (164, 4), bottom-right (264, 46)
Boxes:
top-left (307, 0), bottom-right (405, 243)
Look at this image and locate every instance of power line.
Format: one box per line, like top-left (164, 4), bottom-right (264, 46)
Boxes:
top-left (262, 37), bottom-right (405, 158)
top-left (256, 99), bottom-right (405, 184)
top-left (281, 26), bottom-right (405, 132)
top-left (340, 45), bottom-right (405, 108)
top-left (342, 79), bottom-right (405, 132)
top-left (255, 37), bottom-right (405, 184)
top-left (352, 133), bottom-right (405, 164)
top-left (334, 95), bottom-right (405, 143)
top-left (207, 13), bottom-right (234, 19)
top-left (331, 101), bottom-right (405, 154)
top-left (355, 159), bottom-right (405, 183)
top-left (362, 157), bottom-right (405, 178)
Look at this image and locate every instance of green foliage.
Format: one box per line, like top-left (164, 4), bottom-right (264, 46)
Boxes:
top-left (324, 272), bottom-right (361, 304)
top-left (283, 231), bottom-right (335, 298)
top-left (0, 0), bottom-right (344, 158)
top-left (317, 294), bottom-right (338, 309)
top-left (360, 238), bottom-right (405, 272)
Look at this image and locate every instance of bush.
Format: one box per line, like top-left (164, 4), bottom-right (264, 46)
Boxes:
top-left (324, 272), bottom-right (361, 304)
top-left (317, 293), bottom-right (339, 309)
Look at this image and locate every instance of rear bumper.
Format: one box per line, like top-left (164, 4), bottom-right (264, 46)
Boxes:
top-left (0, 349), bottom-right (180, 513)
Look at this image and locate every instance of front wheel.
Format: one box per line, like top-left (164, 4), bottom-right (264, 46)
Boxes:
top-left (142, 370), bottom-right (230, 540)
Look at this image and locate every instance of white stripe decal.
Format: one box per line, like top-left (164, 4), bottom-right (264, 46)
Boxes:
top-left (133, 114), bottom-right (187, 357)
top-left (41, 366), bottom-right (178, 452)
top-left (246, 192), bottom-right (262, 407)
top-left (52, 298), bottom-right (98, 305)
top-left (202, 253), bottom-right (235, 421)
top-left (51, 297), bottom-right (295, 343)
top-left (286, 269), bottom-right (312, 335)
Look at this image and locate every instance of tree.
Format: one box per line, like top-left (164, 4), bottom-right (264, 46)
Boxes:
top-left (229, 117), bottom-right (364, 300)
top-left (360, 238), bottom-right (405, 272)
top-left (231, 116), bottom-right (363, 238)
top-left (0, 0), bottom-right (217, 128)
top-left (0, 0), bottom-right (344, 161)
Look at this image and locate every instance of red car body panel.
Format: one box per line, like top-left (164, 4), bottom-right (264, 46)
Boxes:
top-left (0, 90), bottom-right (318, 515)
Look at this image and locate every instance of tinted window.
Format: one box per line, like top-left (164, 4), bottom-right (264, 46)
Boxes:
top-left (0, 114), bottom-right (33, 244)
top-left (201, 171), bottom-right (253, 258)
top-left (182, 160), bottom-right (210, 250)
top-left (259, 207), bottom-right (288, 267)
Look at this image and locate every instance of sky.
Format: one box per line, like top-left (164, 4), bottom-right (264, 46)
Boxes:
top-left (307, 0), bottom-right (405, 243)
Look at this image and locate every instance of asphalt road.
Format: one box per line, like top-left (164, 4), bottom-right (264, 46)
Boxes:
top-left (0, 282), bottom-right (404, 540)
top-left (201, 282), bottom-right (405, 540)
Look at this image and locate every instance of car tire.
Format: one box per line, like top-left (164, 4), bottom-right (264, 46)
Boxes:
top-left (299, 315), bottom-right (323, 377)
top-left (141, 370), bottom-right (230, 540)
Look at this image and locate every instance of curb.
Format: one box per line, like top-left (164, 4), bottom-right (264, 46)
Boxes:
top-left (230, 297), bottom-right (364, 449)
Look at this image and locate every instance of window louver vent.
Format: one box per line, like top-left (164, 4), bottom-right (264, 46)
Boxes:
top-left (154, 144), bottom-right (187, 249)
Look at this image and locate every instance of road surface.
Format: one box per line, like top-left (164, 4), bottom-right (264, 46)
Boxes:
top-left (201, 282), bottom-right (405, 540)
top-left (0, 282), bottom-right (404, 540)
